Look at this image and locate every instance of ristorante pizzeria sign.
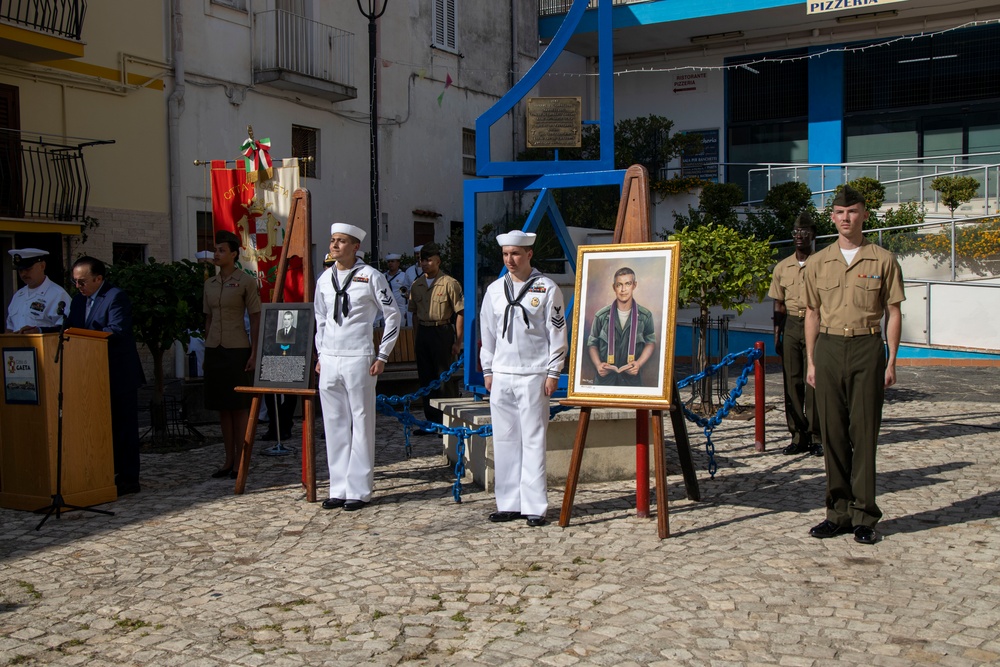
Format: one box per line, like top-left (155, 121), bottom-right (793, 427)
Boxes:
top-left (807, 0), bottom-right (907, 15)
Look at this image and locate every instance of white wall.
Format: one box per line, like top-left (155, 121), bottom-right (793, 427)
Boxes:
top-left (174, 0), bottom-right (537, 267)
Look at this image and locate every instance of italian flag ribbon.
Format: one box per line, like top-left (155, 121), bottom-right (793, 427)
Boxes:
top-left (241, 136), bottom-right (272, 175)
top-left (605, 300), bottom-right (638, 365)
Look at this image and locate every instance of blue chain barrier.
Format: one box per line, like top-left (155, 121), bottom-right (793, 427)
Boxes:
top-left (375, 353), bottom-right (574, 502)
top-left (676, 345), bottom-right (763, 478)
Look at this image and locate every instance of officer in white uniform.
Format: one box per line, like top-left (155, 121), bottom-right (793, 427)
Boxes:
top-left (403, 245), bottom-right (424, 286)
top-left (383, 253), bottom-right (412, 325)
top-left (5, 248), bottom-right (71, 333)
top-left (315, 223), bottom-right (401, 511)
top-left (479, 230), bottom-right (568, 527)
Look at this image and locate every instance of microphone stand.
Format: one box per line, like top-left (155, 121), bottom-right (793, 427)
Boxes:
top-left (36, 307), bottom-right (115, 530)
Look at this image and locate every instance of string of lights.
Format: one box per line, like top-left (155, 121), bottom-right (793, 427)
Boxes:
top-left (375, 17), bottom-right (1000, 79)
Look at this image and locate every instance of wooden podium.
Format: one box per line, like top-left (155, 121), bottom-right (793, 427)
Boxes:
top-left (0, 330), bottom-right (117, 511)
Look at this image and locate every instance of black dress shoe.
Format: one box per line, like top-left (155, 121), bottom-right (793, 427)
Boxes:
top-left (782, 441), bottom-right (811, 455)
top-left (853, 525), bottom-right (878, 545)
top-left (525, 516), bottom-right (547, 527)
top-left (322, 498), bottom-right (346, 510)
top-left (279, 432), bottom-right (293, 440)
top-left (809, 519), bottom-right (850, 538)
top-left (344, 500), bottom-right (369, 511)
top-left (260, 430), bottom-right (277, 441)
top-left (812, 442), bottom-right (824, 457)
top-left (211, 467), bottom-right (233, 479)
top-left (412, 429), bottom-right (435, 437)
top-left (488, 511), bottom-right (522, 523)
top-left (116, 480), bottom-right (141, 496)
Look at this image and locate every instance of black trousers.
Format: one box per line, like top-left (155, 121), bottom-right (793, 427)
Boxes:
top-left (814, 332), bottom-right (885, 528)
top-left (110, 386), bottom-right (140, 483)
top-left (414, 324), bottom-right (458, 424)
top-left (780, 317), bottom-right (820, 446)
top-left (266, 394), bottom-right (298, 437)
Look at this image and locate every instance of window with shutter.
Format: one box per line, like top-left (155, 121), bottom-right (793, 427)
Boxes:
top-left (433, 0), bottom-right (457, 52)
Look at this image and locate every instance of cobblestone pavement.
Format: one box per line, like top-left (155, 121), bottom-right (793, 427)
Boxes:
top-left (2, 366), bottom-right (1000, 666)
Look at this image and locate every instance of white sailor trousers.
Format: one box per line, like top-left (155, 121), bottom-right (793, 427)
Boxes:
top-left (318, 353), bottom-right (377, 501)
top-left (490, 371), bottom-right (549, 517)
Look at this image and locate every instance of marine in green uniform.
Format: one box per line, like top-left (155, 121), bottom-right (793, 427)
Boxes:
top-left (804, 185), bottom-right (905, 545)
top-left (769, 212), bottom-right (822, 456)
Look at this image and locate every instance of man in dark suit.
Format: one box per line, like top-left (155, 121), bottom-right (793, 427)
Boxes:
top-left (275, 310), bottom-right (297, 344)
top-left (67, 256), bottom-right (145, 495)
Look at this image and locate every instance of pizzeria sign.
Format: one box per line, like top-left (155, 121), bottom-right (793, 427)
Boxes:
top-left (807, 0), bottom-right (907, 15)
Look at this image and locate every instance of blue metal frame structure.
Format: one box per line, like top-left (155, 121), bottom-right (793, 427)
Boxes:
top-left (463, 0), bottom-right (625, 394)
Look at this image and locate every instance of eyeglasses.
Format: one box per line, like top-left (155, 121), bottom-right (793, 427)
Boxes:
top-left (791, 229), bottom-right (814, 237)
top-left (73, 277), bottom-right (91, 287)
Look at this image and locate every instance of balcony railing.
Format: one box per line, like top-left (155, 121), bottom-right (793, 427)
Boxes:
top-left (538, 0), bottom-right (650, 17)
top-left (253, 9), bottom-right (354, 93)
top-left (0, 129), bottom-right (112, 222)
top-left (0, 0), bottom-right (87, 40)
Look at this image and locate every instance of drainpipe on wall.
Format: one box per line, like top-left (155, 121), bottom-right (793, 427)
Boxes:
top-left (168, 0), bottom-right (186, 379)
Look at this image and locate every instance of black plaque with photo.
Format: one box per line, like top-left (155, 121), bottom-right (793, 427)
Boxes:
top-left (254, 303), bottom-right (315, 389)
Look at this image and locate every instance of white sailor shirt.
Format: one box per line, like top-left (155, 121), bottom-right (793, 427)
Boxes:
top-left (6, 277), bottom-right (71, 331)
top-left (480, 269), bottom-right (567, 378)
top-left (315, 261), bottom-right (401, 361)
top-left (383, 269), bottom-right (412, 314)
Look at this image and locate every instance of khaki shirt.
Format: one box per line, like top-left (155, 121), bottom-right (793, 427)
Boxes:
top-left (203, 269), bottom-right (261, 348)
top-left (408, 272), bottom-right (464, 324)
top-left (804, 240), bottom-right (905, 331)
top-left (768, 255), bottom-right (810, 316)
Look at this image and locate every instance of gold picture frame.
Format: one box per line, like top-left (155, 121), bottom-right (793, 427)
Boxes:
top-left (567, 241), bottom-right (680, 407)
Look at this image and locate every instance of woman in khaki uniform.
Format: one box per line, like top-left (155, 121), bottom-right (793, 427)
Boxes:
top-left (804, 186), bottom-right (905, 545)
top-left (203, 230), bottom-right (261, 478)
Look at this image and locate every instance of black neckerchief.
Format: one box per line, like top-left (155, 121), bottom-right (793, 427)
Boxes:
top-left (502, 273), bottom-right (538, 338)
top-left (331, 264), bottom-right (362, 324)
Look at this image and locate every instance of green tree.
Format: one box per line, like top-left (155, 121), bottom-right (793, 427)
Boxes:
top-left (669, 224), bottom-right (775, 411)
top-left (517, 115), bottom-right (700, 229)
top-left (930, 175), bottom-right (980, 216)
top-left (109, 258), bottom-right (206, 438)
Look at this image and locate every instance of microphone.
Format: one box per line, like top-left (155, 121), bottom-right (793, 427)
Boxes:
top-left (57, 301), bottom-right (66, 316)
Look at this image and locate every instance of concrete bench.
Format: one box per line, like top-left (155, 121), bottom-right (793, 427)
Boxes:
top-left (433, 397), bottom-right (649, 492)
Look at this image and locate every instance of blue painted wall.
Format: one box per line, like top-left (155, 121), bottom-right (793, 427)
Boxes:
top-left (540, 0), bottom-right (804, 39)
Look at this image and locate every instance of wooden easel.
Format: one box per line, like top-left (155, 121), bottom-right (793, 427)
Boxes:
top-left (558, 165), bottom-right (699, 538)
top-left (234, 188), bottom-right (319, 501)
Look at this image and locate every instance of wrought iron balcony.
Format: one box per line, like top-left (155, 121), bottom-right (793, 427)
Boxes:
top-left (253, 9), bottom-right (357, 103)
top-left (0, 129), bottom-right (112, 222)
top-left (0, 0), bottom-right (86, 61)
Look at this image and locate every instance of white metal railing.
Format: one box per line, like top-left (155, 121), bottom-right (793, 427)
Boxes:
top-left (253, 10), bottom-right (354, 88)
top-left (769, 215), bottom-right (1000, 350)
top-left (744, 155), bottom-right (1000, 214)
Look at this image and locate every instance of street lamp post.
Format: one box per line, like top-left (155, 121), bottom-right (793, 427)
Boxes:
top-left (357, 0), bottom-right (388, 265)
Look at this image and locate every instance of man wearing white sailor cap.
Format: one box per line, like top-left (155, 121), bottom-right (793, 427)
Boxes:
top-left (314, 222), bottom-right (401, 511)
top-left (403, 245), bottom-right (423, 285)
top-left (382, 252), bottom-right (412, 325)
top-left (5, 248), bottom-right (71, 333)
top-left (479, 229), bottom-right (568, 527)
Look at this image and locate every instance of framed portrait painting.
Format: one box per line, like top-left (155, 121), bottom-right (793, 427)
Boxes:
top-left (254, 303), bottom-right (315, 389)
top-left (566, 242), bottom-right (680, 407)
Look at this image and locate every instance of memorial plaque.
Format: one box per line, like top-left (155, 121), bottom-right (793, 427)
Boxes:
top-left (526, 97), bottom-right (582, 149)
top-left (254, 303), bottom-right (315, 389)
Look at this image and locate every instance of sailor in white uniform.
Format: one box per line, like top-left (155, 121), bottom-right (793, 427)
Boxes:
top-left (315, 223), bottom-right (401, 511)
top-left (382, 253), bottom-right (412, 325)
top-left (5, 248), bottom-right (71, 333)
top-left (403, 245), bottom-right (424, 287)
top-left (479, 230), bottom-right (567, 527)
